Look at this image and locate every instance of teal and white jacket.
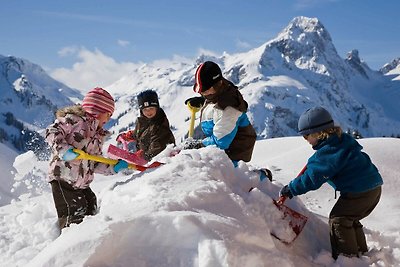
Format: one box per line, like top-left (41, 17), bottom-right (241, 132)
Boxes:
top-left (200, 83), bottom-right (256, 162)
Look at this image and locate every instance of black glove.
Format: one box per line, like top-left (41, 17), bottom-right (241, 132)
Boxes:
top-left (259, 168), bottom-right (273, 182)
top-left (182, 139), bottom-right (204, 150)
top-left (279, 185), bottom-right (293, 199)
top-left (185, 97), bottom-right (205, 108)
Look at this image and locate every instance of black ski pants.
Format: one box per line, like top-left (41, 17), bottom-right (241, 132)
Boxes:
top-left (50, 180), bottom-right (97, 229)
top-left (329, 186), bottom-right (381, 259)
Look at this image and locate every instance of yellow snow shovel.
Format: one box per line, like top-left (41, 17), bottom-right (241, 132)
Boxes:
top-left (72, 149), bottom-right (162, 171)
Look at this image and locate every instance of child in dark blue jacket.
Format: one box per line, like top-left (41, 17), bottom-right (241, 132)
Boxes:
top-left (279, 106), bottom-right (383, 260)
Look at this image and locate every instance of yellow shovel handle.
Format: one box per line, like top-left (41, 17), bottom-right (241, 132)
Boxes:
top-left (72, 149), bottom-right (139, 170)
top-left (187, 102), bottom-right (201, 138)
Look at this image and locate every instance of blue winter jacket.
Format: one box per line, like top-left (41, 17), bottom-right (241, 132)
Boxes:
top-left (199, 83), bottom-right (256, 162)
top-left (289, 133), bottom-right (383, 196)
top-left (200, 103), bottom-right (256, 162)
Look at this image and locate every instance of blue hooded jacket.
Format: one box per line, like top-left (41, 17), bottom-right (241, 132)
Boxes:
top-left (289, 133), bottom-right (383, 196)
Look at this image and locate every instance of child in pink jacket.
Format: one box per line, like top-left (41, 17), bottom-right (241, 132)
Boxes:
top-left (46, 87), bottom-right (127, 230)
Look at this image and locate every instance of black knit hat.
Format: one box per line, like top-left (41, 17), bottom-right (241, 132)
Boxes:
top-left (137, 90), bottom-right (159, 110)
top-left (298, 106), bottom-right (334, 135)
top-left (193, 61), bottom-right (223, 93)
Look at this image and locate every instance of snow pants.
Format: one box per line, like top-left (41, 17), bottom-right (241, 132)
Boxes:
top-left (329, 186), bottom-right (381, 259)
top-left (50, 180), bottom-right (97, 229)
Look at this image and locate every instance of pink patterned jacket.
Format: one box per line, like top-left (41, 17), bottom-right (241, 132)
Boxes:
top-left (46, 105), bottom-right (115, 189)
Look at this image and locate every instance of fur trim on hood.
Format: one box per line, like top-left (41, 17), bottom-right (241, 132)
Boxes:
top-left (56, 105), bottom-right (86, 118)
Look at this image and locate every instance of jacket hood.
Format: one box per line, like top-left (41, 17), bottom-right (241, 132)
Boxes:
top-left (215, 81), bottom-right (248, 112)
top-left (56, 105), bottom-right (86, 118)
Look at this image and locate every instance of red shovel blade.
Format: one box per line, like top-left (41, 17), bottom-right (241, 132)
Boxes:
top-left (271, 196), bottom-right (308, 244)
top-left (108, 144), bottom-right (165, 172)
top-left (133, 161), bottom-right (164, 172)
top-left (145, 161), bottom-right (164, 169)
top-left (108, 144), bottom-right (148, 165)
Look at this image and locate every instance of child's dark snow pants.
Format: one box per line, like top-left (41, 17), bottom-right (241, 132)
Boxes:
top-left (50, 180), bottom-right (97, 229)
top-left (329, 186), bottom-right (381, 259)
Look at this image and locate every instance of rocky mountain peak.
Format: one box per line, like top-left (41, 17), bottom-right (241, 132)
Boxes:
top-left (266, 16), bottom-right (338, 69)
top-left (276, 16), bottom-right (332, 45)
top-left (347, 49), bottom-right (361, 64)
top-left (345, 49), bottom-right (369, 78)
top-left (380, 57), bottom-right (400, 74)
top-left (286, 16), bottom-right (329, 37)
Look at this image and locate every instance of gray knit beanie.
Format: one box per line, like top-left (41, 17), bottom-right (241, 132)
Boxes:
top-left (298, 106), bottom-right (334, 135)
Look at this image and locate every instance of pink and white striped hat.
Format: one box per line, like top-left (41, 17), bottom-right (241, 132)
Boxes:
top-left (82, 87), bottom-right (115, 117)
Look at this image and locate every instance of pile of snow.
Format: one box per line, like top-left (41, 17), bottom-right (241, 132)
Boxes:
top-left (0, 143), bottom-right (19, 205)
top-left (0, 137), bottom-right (399, 266)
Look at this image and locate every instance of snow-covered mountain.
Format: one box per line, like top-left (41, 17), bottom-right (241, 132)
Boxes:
top-left (107, 16), bottom-right (400, 139)
top-left (2, 16), bottom-right (399, 152)
top-left (380, 57), bottom-right (400, 80)
top-left (0, 55), bottom-right (82, 154)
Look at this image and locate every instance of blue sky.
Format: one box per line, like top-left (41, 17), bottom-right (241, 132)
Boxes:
top-left (1, 0), bottom-right (399, 90)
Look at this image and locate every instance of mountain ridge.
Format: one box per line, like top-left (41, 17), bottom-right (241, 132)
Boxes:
top-left (1, 16), bottom-right (399, 156)
top-left (107, 16), bottom-right (400, 139)
top-left (0, 54), bottom-right (82, 153)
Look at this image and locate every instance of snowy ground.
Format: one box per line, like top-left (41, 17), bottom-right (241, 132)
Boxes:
top-left (0, 137), bottom-right (399, 267)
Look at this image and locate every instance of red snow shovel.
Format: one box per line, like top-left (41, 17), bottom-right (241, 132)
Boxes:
top-left (271, 195), bottom-right (308, 244)
top-left (271, 165), bottom-right (308, 244)
top-left (108, 144), bottom-right (151, 166)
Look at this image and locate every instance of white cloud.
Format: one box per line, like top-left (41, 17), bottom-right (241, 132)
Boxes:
top-left (50, 47), bottom-right (137, 92)
top-left (196, 48), bottom-right (221, 57)
top-left (117, 39), bottom-right (130, 47)
top-left (57, 46), bottom-right (79, 57)
top-left (235, 39), bottom-right (252, 50)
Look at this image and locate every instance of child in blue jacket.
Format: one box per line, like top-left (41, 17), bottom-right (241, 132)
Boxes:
top-left (279, 106), bottom-right (383, 260)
